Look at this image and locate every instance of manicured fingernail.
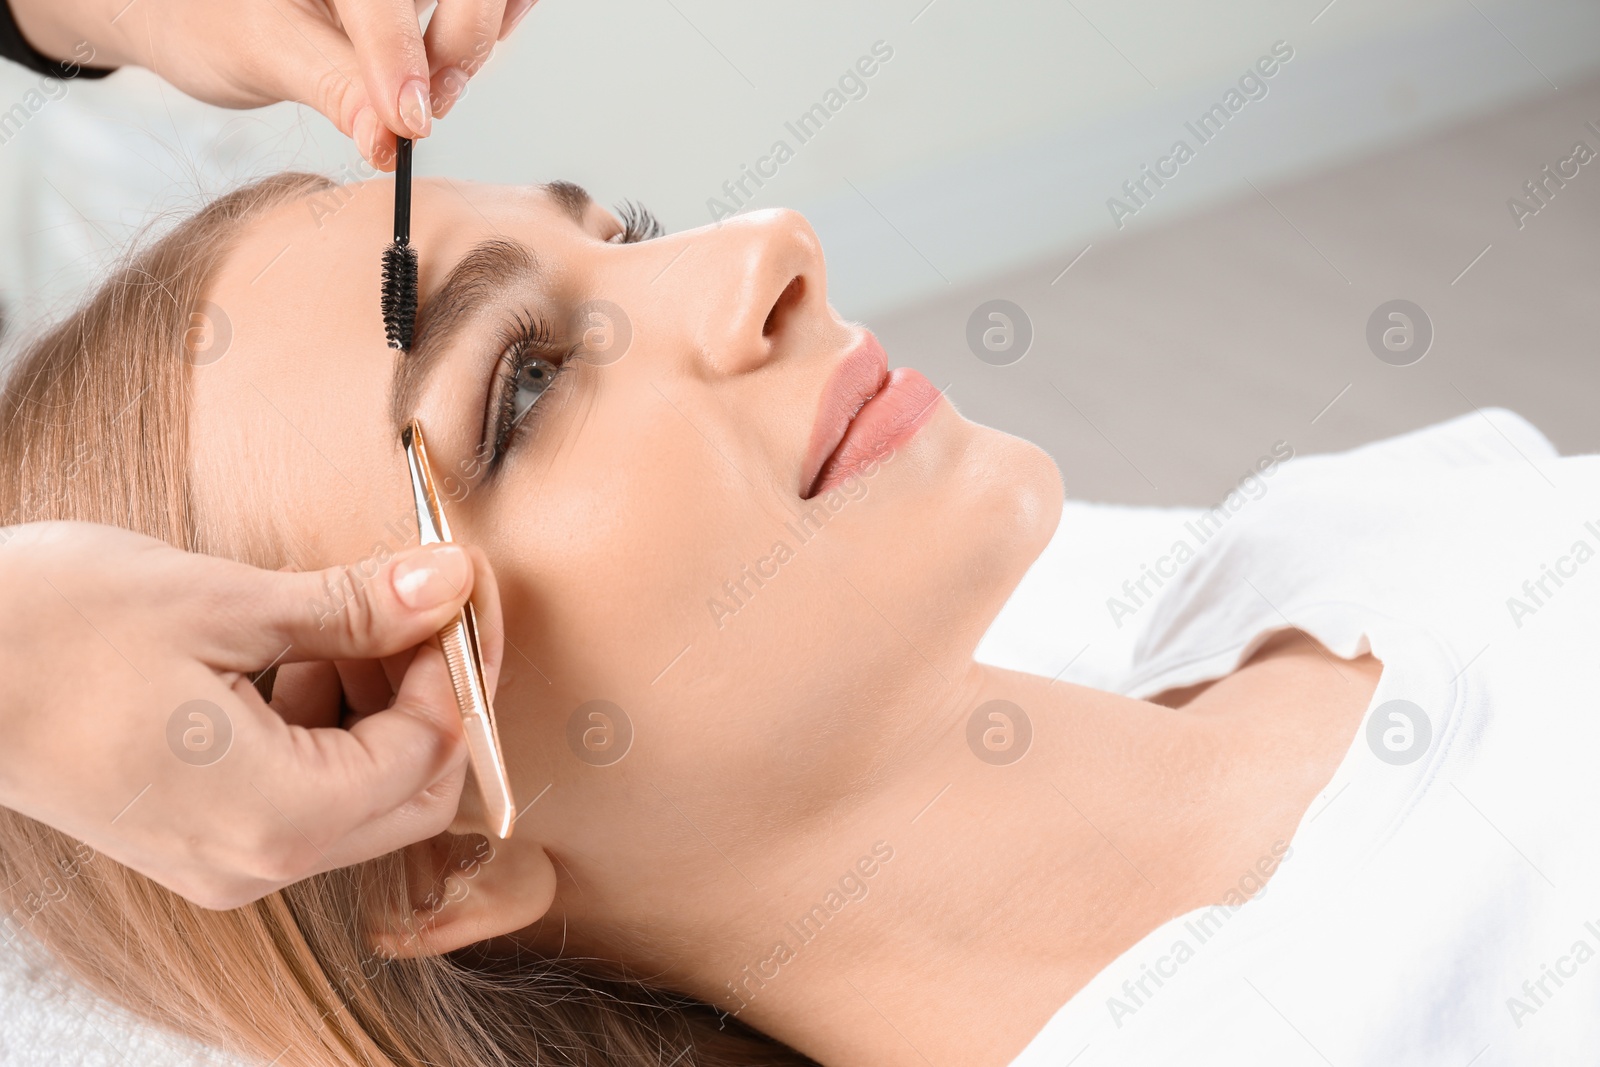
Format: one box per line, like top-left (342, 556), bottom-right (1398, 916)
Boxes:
top-left (500, 0), bottom-right (536, 40)
top-left (398, 79), bottom-right (432, 138)
top-left (392, 544), bottom-right (469, 609)
top-left (352, 106), bottom-right (379, 162)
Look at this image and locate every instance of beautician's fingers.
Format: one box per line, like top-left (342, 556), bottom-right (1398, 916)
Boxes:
top-left (239, 9), bottom-right (403, 170)
top-left (0, 521), bottom-right (502, 908)
top-left (263, 642), bottom-right (470, 847)
top-left (14, 0), bottom-right (468, 168)
top-left (270, 546), bottom-right (502, 732)
top-left (318, 751), bottom-right (470, 873)
top-left (316, 756), bottom-right (470, 876)
top-left (370, 546), bottom-right (502, 699)
top-left (133, 651), bottom-right (468, 907)
top-left (336, 654), bottom-right (409, 719)
top-left (328, 0), bottom-right (434, 139)
top-left (423, 0), bottom-right (509, 119)
top-left (206, 543), bottom-right (477, 670)
top-left (263, 655), bottom-right (397, 729)
top-left (268, 659), bottom-right (346, 729)
top-left (312, 669), bottom-right (474, 869)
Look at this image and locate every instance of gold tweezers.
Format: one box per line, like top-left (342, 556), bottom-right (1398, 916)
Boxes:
top-left (402, 419), bottom-right (516, 838)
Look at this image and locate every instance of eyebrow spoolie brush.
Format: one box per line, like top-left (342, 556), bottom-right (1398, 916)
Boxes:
top-left (381, 136), bottom-right (418, 351)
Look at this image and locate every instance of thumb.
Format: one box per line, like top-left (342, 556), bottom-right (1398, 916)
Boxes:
top-left (208, 544), bottom-right (476, 669)
top-left (251, 641), bottom-right (471, 872)
top-left (330, 0), bottom-right (434, 139)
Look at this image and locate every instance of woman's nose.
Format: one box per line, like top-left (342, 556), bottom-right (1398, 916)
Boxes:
top-left (665, 208), bottom-right (829, 377)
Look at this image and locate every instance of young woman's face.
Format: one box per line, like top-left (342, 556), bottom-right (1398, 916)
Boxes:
top-left (192, 178), bottom-right (1061, 922)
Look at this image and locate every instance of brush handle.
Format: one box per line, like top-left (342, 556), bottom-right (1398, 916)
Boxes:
top-left (393, 137), bottom-right (413, 246)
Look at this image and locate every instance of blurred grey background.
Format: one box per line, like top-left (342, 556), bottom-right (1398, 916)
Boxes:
top-left (0, 0), bottom-right (1595, 504)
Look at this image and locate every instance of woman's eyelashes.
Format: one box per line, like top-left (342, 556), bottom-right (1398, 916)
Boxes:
top-left (482, 201), bottom-right (662, 469)
top-left (485, 312), bottom-right (570, 468)
top-left (610, 200), bottom-right (663, 244)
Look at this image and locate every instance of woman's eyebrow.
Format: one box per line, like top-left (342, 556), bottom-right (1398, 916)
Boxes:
top-left (388, 237), bottom-right (541, 437)
top-left (542, 179), bottom-right (592, 225)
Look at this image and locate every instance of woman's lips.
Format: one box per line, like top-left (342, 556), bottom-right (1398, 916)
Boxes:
top-left (801, 334), bottom-right (942, 499)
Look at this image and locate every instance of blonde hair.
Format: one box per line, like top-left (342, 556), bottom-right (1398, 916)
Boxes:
top-left (0, 174), bottom-right (813, 1067)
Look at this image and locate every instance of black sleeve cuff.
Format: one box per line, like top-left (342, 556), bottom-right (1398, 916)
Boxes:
top-left (0, 2), bottom-right (115, 80)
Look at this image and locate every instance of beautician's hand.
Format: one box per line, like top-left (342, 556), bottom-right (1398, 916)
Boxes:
top-left (9, 0), bottom-right (537, 168)
top-left (0, 521), bottom-right (505, 910)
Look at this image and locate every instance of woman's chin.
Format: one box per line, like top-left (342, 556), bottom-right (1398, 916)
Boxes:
top-left (956, 420), bottom-right (1065, 583)
top-left (899, 401), bottom-right (1063, 570)
top-left (863, 403), bottom-right (1063, 656)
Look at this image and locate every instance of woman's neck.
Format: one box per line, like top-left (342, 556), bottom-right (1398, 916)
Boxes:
top-left (574, 635), bottom-right (1377, 1066)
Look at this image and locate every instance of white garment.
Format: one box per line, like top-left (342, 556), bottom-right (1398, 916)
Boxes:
top-left (1010, 409), bottom-right (1600, 1067)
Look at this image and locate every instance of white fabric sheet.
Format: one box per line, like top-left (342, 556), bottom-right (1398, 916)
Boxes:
top-left (1010, 408), bottom-right (1600, 1066)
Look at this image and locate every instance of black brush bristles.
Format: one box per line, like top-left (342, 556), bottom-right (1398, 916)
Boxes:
top-left (381, 241), bottom-right (417, 350)
top-left (381, 137), bottom-right (417, 351)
